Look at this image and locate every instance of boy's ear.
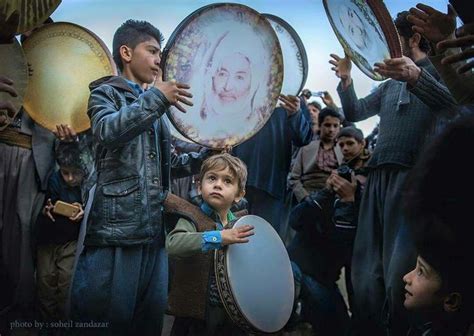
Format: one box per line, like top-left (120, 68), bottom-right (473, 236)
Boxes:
top-left (197, 181), bottom-right (202, 195)
top-left (443, 292), bottom-right (462, 313)
top-left (119, 45), bottom-right (133, 66)
top-left (234, 188), bottom-right (245, 203)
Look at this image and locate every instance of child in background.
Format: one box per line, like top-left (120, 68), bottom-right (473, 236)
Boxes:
top-left (403, 117), bottom-right (474, 335)
top-left (36, 142), bottom-right (84, 322)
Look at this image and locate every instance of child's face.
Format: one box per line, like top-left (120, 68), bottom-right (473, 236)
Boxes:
top-left (126, 37), bottom-right (162, 86)
top-left (337, 136), bottom-right (364, 161)
top-left (198, 167), bottom-right (243, 214)
top-left (60, 166), bottom-right (84, 187)
top-left (403, 256), bottom-right (444, 312)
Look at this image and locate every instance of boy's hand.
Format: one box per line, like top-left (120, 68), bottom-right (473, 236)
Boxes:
top-left (221, 225), bottom-right (254, 246)
top-left (153, 74), bottom-right (193, 113)
top-left (327, 171), bottom-right (357, 202)
top-left (69, 203), bottom-right (84, 222)
top-left (52, 124), bottom-right (78, 142)
top-left (43, 198), bottom-right (55, 222)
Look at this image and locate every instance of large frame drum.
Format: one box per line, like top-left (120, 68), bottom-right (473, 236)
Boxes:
top-left (162, 3), bottom-right (284, 149)
top-left (22, 22), bottom-right (117, 132)
top-left (323, 0), bottom-right (402, 80)
top-left (263, 13), bottom-right (308, 96)
top-left (215, 215), bottom-right (294, 333)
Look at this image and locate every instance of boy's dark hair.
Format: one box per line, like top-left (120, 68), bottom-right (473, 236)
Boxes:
top-left (199, 153), bottom-right (247, 194)
top-left (318, 107), bottom-right (343, 126)
top-left (112, 19), bottom-right (164, 72)
top-left (404, 116), bottom-right (474, 316)
top-left (336, 126), bottom-right (364, 143)
top-left (394, 11), bottom-right (430, 53)
top-left (56, 142), bottom-right (84, 171)
top-left (308, 101), bottom-right (322, 111)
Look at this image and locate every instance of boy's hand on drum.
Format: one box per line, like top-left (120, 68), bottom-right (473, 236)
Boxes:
top-left (221, 225), bottom-right (254, 246)
top-left (53, 124), bottom-right (78, 142)
top-left (153, 75), bottom-right (193, 113)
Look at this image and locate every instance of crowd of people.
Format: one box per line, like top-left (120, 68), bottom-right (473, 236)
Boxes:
top-left (1, 1), bottom-right (474, 335)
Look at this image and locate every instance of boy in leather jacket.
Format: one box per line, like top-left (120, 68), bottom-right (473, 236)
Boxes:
top-left (69, 20), bottom-right (206, 335)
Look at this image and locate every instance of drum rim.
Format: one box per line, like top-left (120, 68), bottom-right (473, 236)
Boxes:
top-left (161, 3), bottom-right (283, 149)
top-left (322, 0), bottom-right (402, 81)
top-left (215, 215), bottom-right (294, 333)
top-left (22, 21), bottom-right (117, 132)
top-left (262, 13), bottom-right (308, 96)
top-left (215, 247), bottom-right (259, 333)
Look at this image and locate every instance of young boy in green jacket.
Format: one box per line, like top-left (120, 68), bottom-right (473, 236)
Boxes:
top-left (166, 153), bottom-right (254, 335)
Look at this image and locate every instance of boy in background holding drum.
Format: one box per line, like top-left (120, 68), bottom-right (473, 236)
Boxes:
top-left (166, 153), bottom-right (254, 335)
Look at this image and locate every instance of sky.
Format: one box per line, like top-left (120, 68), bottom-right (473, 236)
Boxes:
top-left (51, 0), bottom-right (450, 136)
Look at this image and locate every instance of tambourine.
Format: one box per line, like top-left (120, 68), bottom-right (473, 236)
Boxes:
top-left (215, 215), bottom-right (294, 333)
top-left (263, 13), bottom-right (308, 96)
top-left (323, 0), bottom-right (402, 80)
top-left (22, 22), bottom-right (117, 132)
top-left (162, 3), bottom-right (284, 148)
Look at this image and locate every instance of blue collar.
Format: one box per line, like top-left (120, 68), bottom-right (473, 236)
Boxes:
top-left (124, 78), bottom-right (144, 96)
top-left (200, 201), bottom-right (236, 226)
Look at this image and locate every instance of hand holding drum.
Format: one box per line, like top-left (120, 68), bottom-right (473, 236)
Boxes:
top-left (153, 72), bottom-right (193, 113)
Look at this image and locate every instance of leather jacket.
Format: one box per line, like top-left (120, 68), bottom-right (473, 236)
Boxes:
top-left (85, 76), bottom-right (205, 246)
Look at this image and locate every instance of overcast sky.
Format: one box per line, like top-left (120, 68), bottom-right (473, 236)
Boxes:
top-left (51, 0), bottom-right (450, 136)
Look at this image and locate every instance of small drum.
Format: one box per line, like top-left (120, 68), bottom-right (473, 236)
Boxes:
top-left (323, 0), bottom-right (402, 80)
top-left (162, 3), bottom-right (283, 148)
top-left (0, 39), bottom-right (28, 130)
top-left (215, 215), bottom-right (294, 333)
top-left (263, 14), bottom-right (308, 96)
top-left (22, 22), bottom-right (117, 132)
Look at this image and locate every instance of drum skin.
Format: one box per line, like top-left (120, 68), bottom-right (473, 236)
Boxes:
top-left (22, 22), bottom-right (117, 132)
top-left (0, 39), bottom-right (28, 130)
top-left (215, 215), bottom-right (294, 333)
top-left (162, 3), bottom-right (283, 149)
top-left (263, 13), bottom-right (308, 96)
top-left (323, 0), bottom-right (402, 81)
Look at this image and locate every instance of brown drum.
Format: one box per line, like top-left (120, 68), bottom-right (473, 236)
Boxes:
top-left (22, 22), bottom-right (117, 132)
top-left (162, 3), bottom-right (284, 149)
